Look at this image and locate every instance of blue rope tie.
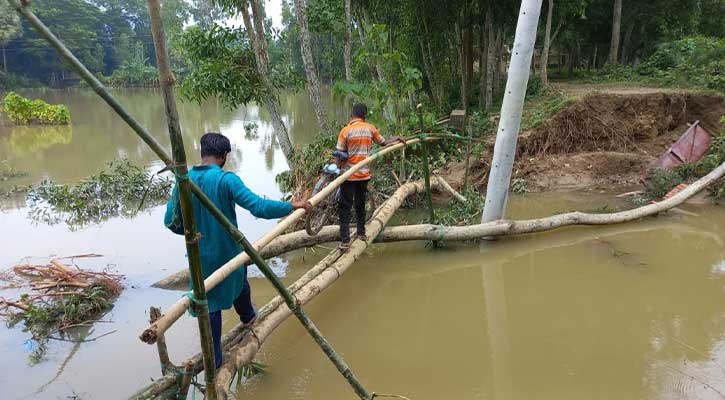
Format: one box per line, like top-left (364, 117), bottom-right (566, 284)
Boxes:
top-left (182, 291), bottom-right (208, 305)
top-left (183, 292), bottom-right (208, 318)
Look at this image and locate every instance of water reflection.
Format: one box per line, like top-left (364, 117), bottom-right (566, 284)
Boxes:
top-left (7, 125), bottom-right (72, 156)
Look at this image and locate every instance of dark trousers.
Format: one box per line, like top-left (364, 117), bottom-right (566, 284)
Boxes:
top-left (339, 179), bottom-right (368, 243)
top-left (209, 278), bottom-right (256, 368)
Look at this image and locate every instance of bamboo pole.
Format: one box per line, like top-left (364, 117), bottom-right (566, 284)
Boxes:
top-left (149, 307), bottom-right (172, 375)
top-left (416, 105), bottom-right (435, 226)
top-left (463, 117), bottom-right (473, 189)
top-left (146, 0), bottom-right (218, 396)
top-left (140, 136), bottom-right (438, 344)
top-left (177, 361), bottom-right (195, 399)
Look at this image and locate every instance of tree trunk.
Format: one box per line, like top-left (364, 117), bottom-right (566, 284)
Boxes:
top-left (493, 27), bottom-right (503, 97)
top-left (540, 0), bottom-right (554, 85)
top-left (592, 45), bottom-right (598, 69)
top-left (479, 1), bottom-right (487, 109)
top-left (609, 0), bottom-right (622, 65)
top-left (482, 0), bottom-right (542, 223)
top-left (463, 0), bottom-right (473, 101)
top-left (2, 46), bottom-right (6, 73)
top-left (293, 0), bottom-right (329, 132)
top-left (343, 0), bottom-right (353, 81)
top-left (354, 15), bottom-right (379, 81)
top-left (455, 22), bottom-right (467, 108)
top-left (418, 33), bottom-right (440, 107)
top-left (361, 8), bottom-right (385, 82)
top-left (567, 45), bottom-right (573, 77)
top-left (241, 0), bottom-right (294, 159)
top-left (484, 5), bottom-right (494, 111)
top-left (620, 22), bottom-right (633, 65)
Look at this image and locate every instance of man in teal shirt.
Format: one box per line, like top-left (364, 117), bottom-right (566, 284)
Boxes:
top-left (164, 132), bottom-right (311, 368)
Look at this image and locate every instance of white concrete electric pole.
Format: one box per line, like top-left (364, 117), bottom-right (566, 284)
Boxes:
top-left (482, 0), bottom-right (543, 223)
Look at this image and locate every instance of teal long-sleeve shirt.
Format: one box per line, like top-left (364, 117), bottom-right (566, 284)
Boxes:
top-left (164, 164), bottom-right (292, 313)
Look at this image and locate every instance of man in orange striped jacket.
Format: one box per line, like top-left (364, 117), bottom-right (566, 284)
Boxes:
top-left (335, 103), bottom-right (405, 250)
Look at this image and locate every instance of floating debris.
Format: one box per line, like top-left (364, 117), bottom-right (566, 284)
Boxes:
top-left (0, 258), bottom-right (124, 363)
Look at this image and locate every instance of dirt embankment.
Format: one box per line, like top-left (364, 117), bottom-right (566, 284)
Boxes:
top-left (443, 92), bottom-right (725, 192)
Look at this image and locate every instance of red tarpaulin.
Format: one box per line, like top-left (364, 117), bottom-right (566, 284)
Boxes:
top-left (656, 120), bottom-right (712, 170)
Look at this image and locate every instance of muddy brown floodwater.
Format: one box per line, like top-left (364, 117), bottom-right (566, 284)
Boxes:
top-left (1, 88), bottom-right (725, 400)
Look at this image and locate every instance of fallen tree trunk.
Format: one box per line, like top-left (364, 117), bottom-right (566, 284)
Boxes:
top-left (153, 161), bottom-right (722, 290)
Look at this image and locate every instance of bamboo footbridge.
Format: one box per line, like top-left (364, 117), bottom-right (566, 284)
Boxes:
top-left (9, 1), bottom-right (467, 399)
top-left (11, 1), bottom-right (725, 399)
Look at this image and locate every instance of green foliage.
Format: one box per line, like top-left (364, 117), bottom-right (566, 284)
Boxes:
top-left (107, 44), bottom-right (158, 87)
top-left (18, 284), bottom-right (116, 340)
top-left (275, 131), bottom-right (336, 195)
top-left (177, 25), bottom-right (272, 108)
top-left (333, 24), bottom-right (422, 134)
top-left (520, 89), bottom-right (575, 131)
top-left (2, 0), bottom-right (197, 87)
top-left (5, 282), bottom-right (120, 364)
top-left (0, 71), bottom-right (43, 89)
top-left (511, 178), bottom-right (528, 194)
top-left (435, 188), bottom-right (486, 226)
top-left (244, 121), bottom-right (259, 140)
top-left (0, 1), bottom-right (21, 45)
top-left (575, 36), bottom-right (725, 93)
top-left (646, 168), bottom-right (685, 199)
top-left (3, 92), bottom-right (70, 125)
top-left (27, 158), bottom-right (172, 228)
top-left (643, 119), bottom-right (725, 200)
top-left (526, 75), bottom-right (544, 98)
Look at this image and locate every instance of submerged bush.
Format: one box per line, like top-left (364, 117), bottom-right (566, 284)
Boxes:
top-left (27, 158), bottom-right (173, 228)
top-left (2, 92), bottom-right (70, 125)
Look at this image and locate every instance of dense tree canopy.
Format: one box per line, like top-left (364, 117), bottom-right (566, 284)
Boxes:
top-left (2, 0), bottom-right (201, 86)
top-left (3, 0), bottom-right (724, 103)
